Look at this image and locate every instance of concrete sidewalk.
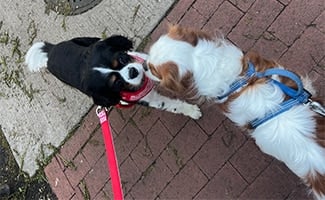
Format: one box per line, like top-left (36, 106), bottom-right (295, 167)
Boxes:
top-left (44, 0), bottom-right (325, 199)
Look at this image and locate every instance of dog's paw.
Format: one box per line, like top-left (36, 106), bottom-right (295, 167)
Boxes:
top-left (181, 104), bottom-right (202, 119)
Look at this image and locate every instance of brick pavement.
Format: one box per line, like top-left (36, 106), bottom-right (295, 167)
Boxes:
top-left (45, 0), bottom-right (324, 199)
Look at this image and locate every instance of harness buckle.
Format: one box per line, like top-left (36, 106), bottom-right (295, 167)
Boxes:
top-left (305, 99), bottom-right (325, 117)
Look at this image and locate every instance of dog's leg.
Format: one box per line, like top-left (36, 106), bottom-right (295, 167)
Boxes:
top-left (139, 90), bottom-right (202, 119)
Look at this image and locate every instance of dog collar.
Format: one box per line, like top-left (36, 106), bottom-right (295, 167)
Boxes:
top-left (120, 75), bottom-right (154, 102)
top-left (118, 55), bottom-right (154, 108)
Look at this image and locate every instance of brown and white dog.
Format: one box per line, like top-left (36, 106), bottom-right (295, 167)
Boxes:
top-left (146, 25), bottom-right (325, 199)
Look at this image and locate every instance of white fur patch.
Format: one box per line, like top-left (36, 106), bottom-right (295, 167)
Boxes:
top-left (25, 42), bottom-right (48, 72)
top-left (148, 35), bottom-right (244, 99)
top-left (94, 62), bottom-right (144, 85)
top-left (252, 105), bottom-right (325, 178)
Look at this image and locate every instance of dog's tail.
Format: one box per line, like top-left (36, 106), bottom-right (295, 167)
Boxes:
top-left (25, 42), bottom-right (53, 72)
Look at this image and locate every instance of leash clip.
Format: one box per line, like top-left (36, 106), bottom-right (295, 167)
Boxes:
top-left (305, 99), bottom-right (325, 117)
top-left (96, 106), bottom-right (110, 124)
top-left (96, 106), bottom-right (108, 116)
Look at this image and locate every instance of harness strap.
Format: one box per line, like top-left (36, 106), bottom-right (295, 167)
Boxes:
top-left (217, 62), bottom-right (316, 129)
top-left (250, 89), bottom-right (311, 128)
top-left (255, 68), bottom-right (304, 98)
top-left (217, 62), bottom-right (255, 100)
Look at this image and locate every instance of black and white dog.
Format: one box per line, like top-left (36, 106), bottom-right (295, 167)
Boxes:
top-left (25, 35), bottom-right (201, 119)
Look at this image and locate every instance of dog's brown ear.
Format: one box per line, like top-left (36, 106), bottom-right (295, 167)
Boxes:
top-left (167, 25), bottom-right (211, 46)
top-left (149, 62), bottom-right (184, 92)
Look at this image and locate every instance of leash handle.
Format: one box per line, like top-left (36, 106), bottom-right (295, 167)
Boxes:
top-left (96, 107), bottom-right (124, 200)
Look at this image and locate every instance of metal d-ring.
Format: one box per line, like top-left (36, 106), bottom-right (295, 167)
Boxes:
top-left (306, 99), bottom-right (325, 117)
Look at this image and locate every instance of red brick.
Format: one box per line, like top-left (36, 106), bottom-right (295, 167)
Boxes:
top-left (160, 160), bottom-right (208, 199)
top-left (129, 139), bottom-right (155, 173)
top-left (195, 101), bottom-right (226, 135)
top-left (130, 157), bottom-right (173, 199)
top-left (194, 162), bottom-right (248, 199)
top-left (229, 0), bottom-right (255, 12)
top-left (115, 123), bottom-right (143, 163)
top-left (132, 106), bottom-right (161, 135)
top-left (193, 119), bottom-right (246, 178)
top-left (278, 0), bottom-right (292, 5)
top-left (193, 0), bottom-right (223, 18)
top-left (179, 6), bottom-right (207, 29)
top-left (131, 120), bottom-right (172, 171)
top-left (166, 0), bottom-right (195, 23)
top-left (228, 0), bottom-right (283, 51)
top-left (83, 155), bottom-right (109, 199)
top-left (308, 67), bottom-right (325, 98)
top-left (251, 31), bottom-right (288, 60)
top-left (59, 107), bottom-right (98, 161)
top-left (94, 190), bottom-right (112, 200)
top-left (70, 187), bottom-right (85, 200)
top-left (64, 153), bottom-right (91, 188)
top-left (286, 183), bottom-right (314, 200)
top-left (145, 120), bottom-right (173, 156)
top-left (124, 193), bottom-right (135, 200)
top-left (314, 11), bottom-right (325, 33)
top-left (268, 0), bottom-right (324, 45)
top-left (94, 181), bottom-right (113, 200)
top-left (120, 156), bottom-right (141, 193)
top-left (203, 1), bottom-right (243, 36)
top-left (230, 139), bottom-right (273, 183)
top-left (82, 128), bottom-right (105, 166)
top-left (44, 157), bottom-right (74, 199)
top-left (108, 106), bottom-right (138, 135)
top-left (279, 27), bottom-right (325, 74)
top-left (239, 160), bottom-right (299, 199)
top-left (159, 110), bottom-right (189, 136)
top-left (161, 120), bottom-right (208, 174)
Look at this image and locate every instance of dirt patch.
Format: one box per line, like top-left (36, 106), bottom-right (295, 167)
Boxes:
top-left (0, 128), bottom-right (57, 200)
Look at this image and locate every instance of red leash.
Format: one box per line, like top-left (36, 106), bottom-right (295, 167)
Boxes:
top-left (96, 107), bottom-right (124, 200)
top-left (95, 55), bottom-right (154, 199)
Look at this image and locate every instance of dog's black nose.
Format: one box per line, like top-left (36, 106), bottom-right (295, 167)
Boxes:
top-left (129, 67), bottom-right (139, 79)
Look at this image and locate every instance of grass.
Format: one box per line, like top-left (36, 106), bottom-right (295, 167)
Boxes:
top-left (27, 20), bottom-right (37, 45)
top-left (80, 180), bottom-right (90, 200)
top-left (44, 0), bottom-right (72, 16)
top-left (0, 21), bottom-right (41, 102)
top-left (0, 127), bottom-right (56, 199)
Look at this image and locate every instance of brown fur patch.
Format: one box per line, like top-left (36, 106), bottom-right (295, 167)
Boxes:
top-left (148, 61), bottom-right (184, 93)
top-left (167, 25), bottom-right (212, 46)
top-left (149, 61), bottom-right (199, 103)
top-left (305, 172), bottom-right (325, 197)
top-left (112, 59), bottom-right (119, 69)
top-left (312, 98), bottom-right (325, 148)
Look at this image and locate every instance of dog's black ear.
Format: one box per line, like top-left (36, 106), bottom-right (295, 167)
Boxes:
top-left (71, 37), bottom-right (100, 47)
top-left (84, 71), bottom-right (122, 107)
top-left (102, 35), bottom-right (133, 51)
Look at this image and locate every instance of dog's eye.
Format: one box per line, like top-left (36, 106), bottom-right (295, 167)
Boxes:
top-left (118, 55), bottom-right (130, 65)
top-left (115, 79), bottom-right (124, 88)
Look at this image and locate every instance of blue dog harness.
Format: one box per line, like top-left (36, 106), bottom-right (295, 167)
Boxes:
top-left (217, 62), bottom-right (325, 129)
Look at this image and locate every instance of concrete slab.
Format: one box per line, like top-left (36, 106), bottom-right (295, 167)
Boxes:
top-left (0, 0), bottom-right (174, 176)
